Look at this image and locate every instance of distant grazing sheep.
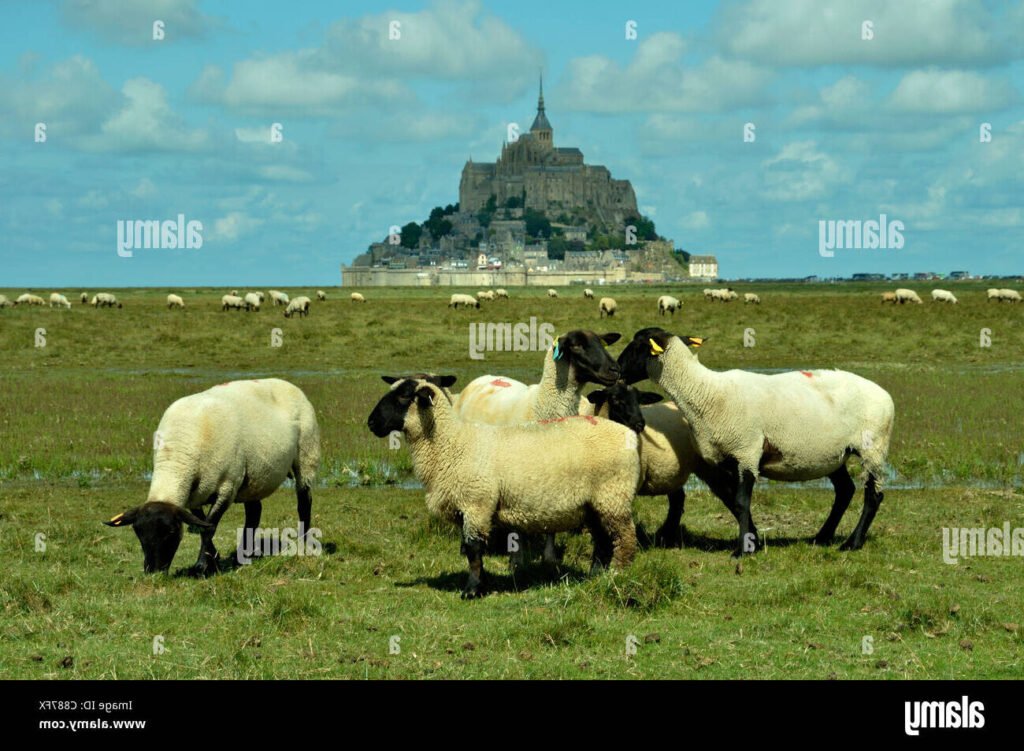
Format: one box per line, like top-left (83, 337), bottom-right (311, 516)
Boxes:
top-left (599, 297), bottom-right (617, 318)
top-left (931, 289), bottom-right (958, 304)
top-left (94, 293), bottom-right (122, 308)
top-left (477, 290), bottom-right (496, 301)
top-left (495, 288), bottom-right (509, 299)
top-left (316, 290), bottom-right (327, 301)
top-left (80, 292), bottom-right (89, 304)
top-left (744, 293), bottom-right (761, 305)
top-left (584, 288), bottom-right (594, 299)
top-left (350, 292), bottom-right (366, 303)
top-left (894, 288), bottom-right (923, 304)
top-left (103, 379), bottom-right (320, 575)
top-left (881, 291), bottom-right (898, 304)
top-left (989, 288), bottom-right (1022, 303)
top-left (230, 290), bottom-right (238, 297)
top-left (269, 290), bottom-right (289, 306)
top-left (283, 296), bottom-right (311, 318)
top-left (658, 295), bottom-right (681, 315)
top-left (0, 295), bottom-right (13, 308)
top-left (167, 294), bottom-right (186, 310)
top-left (243, 293), bottom-right (261, 312)
top-left (49, 293), bottom-right (71, 309)
top-left (547, 288), bottom-right (559, 298)
top-left (16, 293), bottom-right (46, 306)
top-left (221, 294), bottom-right (245, 311)
top-left (448, 293), bottom-right (478, 309)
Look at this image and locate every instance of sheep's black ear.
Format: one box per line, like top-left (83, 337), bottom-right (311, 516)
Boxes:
top-left (638, 391), bottom-right (663, 405)
top-left (586, 390), bottom-right (608, 407)
top-left (381, 376), bottom-right (399, 385)
top-left (428, 375), bottom-right (457, 388)
top-left (599, 332), bottom-right (621, 346)
top-left (175, 507), bottom-right (213, 530)
top-left (646, 329), bottom-right (674, 356)
top-left (415, 386), bottom-right (435, 408)
top-left (104, 507), bottom-right (140, 527)
top-left (682, 336), bottom-right (707, 348)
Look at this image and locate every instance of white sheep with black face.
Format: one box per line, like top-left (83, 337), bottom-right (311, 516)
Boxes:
top-left (94, 292), bottom-right (122, 308)
top-left (930, 289), bottom-right (957, 304)
top-left (547, 288), bottom-right (559, 298)
top-left (448, 293), bottom-right (477, 309)
top-left (269, 290), bottom-right (290, 306)
top-left (618, 327), bottom-right (894, 556)
top-left (16, 293), bottom-right (47, 306)
top-left (221, 294), bottom-right (245, 311)
top-left (894, 288), bottom-right (922, 304)
top-left (283, 296), bottom-right (311, 317)
top-left (49, 293), bottom-right (71, 309)
top-left (583, 288), bottom-right (594, 299)
top-left (368, 375), bottom-right (641, 598)
top-left (495, 288), bottom-right (509, 299)
top-left (350, 292), bottom-right (366, 303)
top-left (743, 293), bottom-right (761, 305)
top-left (658, 295), bottom-right (681, 315)
top-left (167, 294), bottom-right (186, 309)
top-left (104, 379), bottom-right (321, 576)
top-left (243, 293), bottom-right (261, 311)
top-left (599, 297), bottom-right (617, 318)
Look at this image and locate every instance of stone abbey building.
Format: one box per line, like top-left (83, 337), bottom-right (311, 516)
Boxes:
top-left (458, 78), bottom-right (638, 227)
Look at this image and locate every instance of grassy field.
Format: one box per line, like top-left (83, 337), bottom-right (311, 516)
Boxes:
top-left (1, 283), bottom-right (1022, 679)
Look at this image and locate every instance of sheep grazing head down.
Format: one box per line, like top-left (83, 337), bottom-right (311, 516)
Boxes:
top-left (586, 382), bottom-right (662, 434)
top-left (368, 375), bottom-right (458, 438)
top-left (554, 330), bottom-right (622, 386)
top-left (617, 327), bottom-right (706, 385)
top-left (104, 502), bottom-right (212, 573)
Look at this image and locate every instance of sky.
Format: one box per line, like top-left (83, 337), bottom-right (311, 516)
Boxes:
top-left (0, 0), bottom-right (1022, 286)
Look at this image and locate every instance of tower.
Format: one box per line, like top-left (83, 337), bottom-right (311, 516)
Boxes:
top-left (529, 74), bottom-right (553, 149)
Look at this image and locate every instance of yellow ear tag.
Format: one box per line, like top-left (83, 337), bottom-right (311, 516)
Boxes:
top-left (648, 338), bottom-right (664, 355)
top-left (109, 513), bottom-right (124, 524)
top-left (689, 337), bottom-right (705, 348)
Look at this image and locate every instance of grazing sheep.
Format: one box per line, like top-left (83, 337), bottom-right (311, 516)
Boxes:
top-left (744, 293), bottom-right (761, 305)
top-left (584, 288), bottom-right (595, 299)
top-left (316, 290), bottom-right (327, 301)
top-left (256, 292), bottom-right (265, 303)
top-left (269, 290), bottom-right (290, 306)
top-left (931, 289), bottom-right (958, 304)
top-left (448, 293), bottom-right (479, 309)
top-left (350, 292), bottom-right (366, 303)
top-left (221, 294), bottom-right (246, 311)
top-left (104, 379), bottom-right (321, 575)
top-left (167, 294), bottom-right (186, 310)
top-left (49, 293), bottom-right (71, 309)
top-left (703, 288), bottom-right (714, 301)
top-left (495, 288), bottom-right (509, 299)
top-left (0, 295), bottom-right (13, 308)
top-left (80, 292), bottom-right (89, 304)
top-left (230, 290), bottom-right (238, 297)
top-left (618, 327), bottom-right (895, 555)
top-left (995, 288), bottom-right (1022, 303)
top-left (283, 296), bottom-right (311, 318)
top-left (16, 293), bottom-right (46, 306)
top-left (894, 288), bottom-right (923, 304)
top-left (477, 290), bottom-right (496, 301)
top-left (599, 297), bottom-right (618, 318)
top-left (93, 292), bottom-right (122, 308)
top-left (707, 288), bottom-right (737, 302)
top-left (584, 381), bottom-right (731, 548)
top-left (243, 293), bottom-right (261, 312)
top-left (881, 291), bottom-right (898, 304)
top-left (368, 375), bottom-right (641, 598)
top-left (547, 288), bottom-right (559, 298)
top-left (658, 295), bottom-right (681, 316)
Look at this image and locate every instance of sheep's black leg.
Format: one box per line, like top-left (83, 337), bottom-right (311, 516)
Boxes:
top-left (654, 488), bottom-right (686, 548)
top-left (541, 533), bottom-right (562, 566)
top-left (840, 474), bottom-right (884, 551)
top-left (192, 502), bottom-right (230, 576)
top-left (237, 501), bottom-right (262, 560)
top-left (461, 535), bottom-right (486, 599)
top-left (814, 466), bottom-right (855, 545)
top-left (296, 484), bottom-right (313, 541)
top-left (733, 469), bottom-right (757, 557)
top-left (585, 508), bottom-right (613, 574)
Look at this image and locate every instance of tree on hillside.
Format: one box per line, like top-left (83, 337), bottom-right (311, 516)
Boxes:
top-left (400, 221), bottom-right (423, 249)
top-left (524, 208), bottom-right (551, 239)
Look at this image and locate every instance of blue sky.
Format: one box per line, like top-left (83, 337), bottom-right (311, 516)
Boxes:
top-left (1, 0), bottom-right (1022, 286)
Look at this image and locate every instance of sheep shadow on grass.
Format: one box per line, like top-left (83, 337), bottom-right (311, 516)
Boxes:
top-left (171, 539), bottom-right (340, 578)
top-left (396, 559), bottom-right (590, 596)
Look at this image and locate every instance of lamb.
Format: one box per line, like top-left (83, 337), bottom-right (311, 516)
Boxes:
top-left (881, 291), bottom-right (898, 304)
top-left (931, 289), bottom-right (958, 304)
top-left (0, 295), bottom-right (12, 308)
top-left (104, 379), bottom-right (321, 575)
top-left (658, 295), bottom-right (681, 315)
top-left (167, 294), bottom-right (186, 309)
top-left (350, 292), bottom-right (366, 303)
top-left (93, 292), bottom-right (122, 308)
top-left (547, 288), bottom-right (559, 298)
top-left (16, 293), bottom-right (46, 306)
top-left (49, 293), bottom-right (71, 309)
top-left (269, 290), bottom-right (290, 306)
top-left (495, 288), bottom-right (509, 299)
top-left (283, 296), bottom-right (311, 318)
top-left (316, 290), bottom-right (327, 301)
top-left (744, 293), bottom-right (761, 305)
top-left (599, 297), bottom-right (618, 318)
top-left (894, 288), bottom-right (922, 304)
top-left (243, 292), bottom-right (262, 312)
top-left (584, 288), bottom-right (595, 299)
top-left (618, 327), bottom-right (895, 555)
top-left (368, 375), bottom-right (641, 598)
top-left (448, 293), bottom-right (479, 309)
top-left (221, 294), bottom-right (246, 311)
top-left (80, 292), bottom-right (89, 304)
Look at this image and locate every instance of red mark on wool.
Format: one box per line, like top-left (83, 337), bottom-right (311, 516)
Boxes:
top-left (538, 415), bottom-right (598, 426)
top-left (490, 378), bottom-right (511, 388)
top-left (800, 370), bottom-right (813, 378)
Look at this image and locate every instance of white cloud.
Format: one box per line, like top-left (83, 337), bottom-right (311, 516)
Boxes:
top-left (91, 78), bottom-right (209, 152)
top-left (761, 141), bottom-right (845, 202)
top-left (208, 211), bottom-right (264, 242)
top-left (61, 0), bottom-right (215, 45)
top-left (888, 69), bottom-right (1019, 114)
top-left (0, 55), bottom-right (118, 136)
top-left (130, 178), bottom-right (156, 199)
top-left (680, 210), bottom-right (710, 229)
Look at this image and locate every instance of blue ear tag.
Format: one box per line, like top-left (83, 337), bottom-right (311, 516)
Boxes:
top-left (553, 343), bottom-right (562, 360)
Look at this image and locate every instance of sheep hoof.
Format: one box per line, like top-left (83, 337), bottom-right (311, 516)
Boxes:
top-left (461, 584), bottom-right (484, 600)
top-left (839, 538), bottom-right (862, 552)
top-left (653, 525), bottom-right (682, 549)
top-left (811, 533), bottom-right (833, 546)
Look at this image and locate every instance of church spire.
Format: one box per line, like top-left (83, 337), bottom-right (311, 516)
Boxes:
top-left (529, 71), bottom-right (552, 147)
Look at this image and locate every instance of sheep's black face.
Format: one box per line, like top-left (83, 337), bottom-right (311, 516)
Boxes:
top-left (587, 382), bottom-right (662, 434)
top-left (104, 501), bottom-right (212, 573)
top-left (618, 328), bottom-right (672, 384)
top-left (368, 375), bottom-right (457, 437)
top-left (557, 330), bottom-right (622, 386)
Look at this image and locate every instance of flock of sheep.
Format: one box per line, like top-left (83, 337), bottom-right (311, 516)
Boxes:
top-left (446, 287), bottom-right (747, 318)
top-left (880, 287), bottom-right (1022, 304)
